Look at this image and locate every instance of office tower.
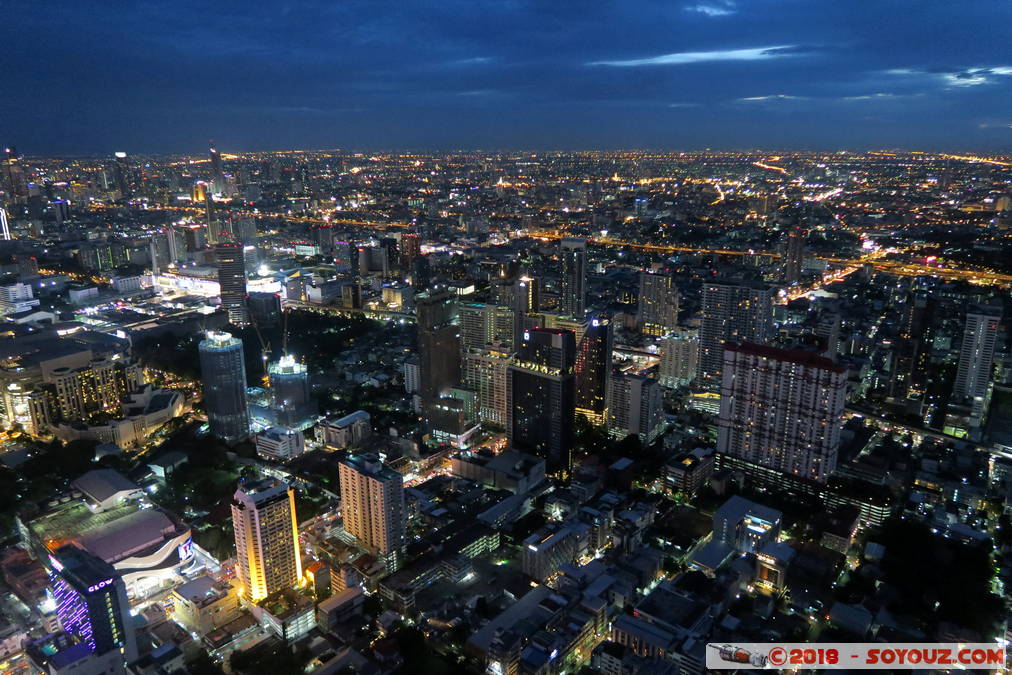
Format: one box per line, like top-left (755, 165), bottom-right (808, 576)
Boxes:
top-left (112, 152), bottom-right (131, 198)
top-left (204, 188), bottom-right (222, 244)
top-left (607, 373), bottom-right (664, 444)
top-left (0, 207), bottom-right (9, 241)
top-left (199, 331), bottom-right (250, 442)
top-left (268, 355), bottom-right (314, 427)
top-left (815, 313), bottom-right (841, 360)
top-left (636, 271), bottom-right (679, 336)
top-left (215, 242), bottom-right (249, 325)
top-left (315, 223), bottom-right (335, 252)
top-left (397, 232), bottom-right (419, 268)
top-left (341, 282), bottom-right (362, 309)
top-left (509, 275), bottom-right (540, 346)
top-left (575, 313), bottom-right (613, 425)
top-left (515, 275), bottom-right (540, 313)
top-left (953, 305), bottom-right (1001, 418)
top-left (2, 146), bottom-right (24, 204)
top-left (379, 237), bottom-right (400, 269)
top-left (47, 544), bottom-right (137, 663)
top-left (462, 348), bottom-right (511, 427)
top-left (659, 330), bottom-right (699, 388)
top-left (508, 328), bottom-right (576, 473)
top-left (338, 454), bottom-right (406, 571)
top-left (209, 140), bottom-right (224, 181)
top-left (416, 290), bottom-right (461, 426)
top-left (782, 225), bottom-right (805, 283)
top-left (232, 479), bottom-right (303, 601)
top-left (232, 218), bottom-right (258, 245)
top-left (697, 281), bottom-right (775, 391)
top-left (412, 254), bottom-right (432, 289)
top-left (358, 245), bottom-right (389, 276)
top-left (559, 237), bottom-right (587, 319)
top-left (459, 303), bottom-right (515, 351)
top-left (717, 343), bottom-right (847, 483)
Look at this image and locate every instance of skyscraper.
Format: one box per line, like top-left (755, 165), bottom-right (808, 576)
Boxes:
top-left (559, 238), bottom-right (587, 319)
top-left (338, 453), bottom-right (406, 571)
top-left (953, 305), bottom-right (1001, 418)
top-left (209, 140), bottom-right (224, 182)
top-left (216, 242), bottom-right (249, 325)
top-left (636, 271), bottom-right (679, 336)
top-left (575, 313), bottom-right (613, 425)
top-left (515, 275), bottom-right (540, 313)
top-left (782, 225), bottom-right (805, 283)
top-left (698, 281), bottom-right (775, 391)
top-left (459, 303), bottom-right (515, 351)
top-left (205, 187), bottom-right (222, 244)
top-left (717, 343), bottom-right (847, 484)
top-left (416, 290), bottom-right (461, 427)
top-left (112, 152), bottom-right (131, 198)
top-left (607, 373), bottom-right (665, 444)
top-left (508, 328), bottom-right (576, 473)
top-left (462, 347), bottom-right (511, 427)
top-left (232, 479), bottom-right (303, 601)
top-left (47, 544), bottom-right (137, 663)
top-left (399, 232), bottom-right (421, 267)
top-left (268, 355), bottom-right (315, 427)
top-left (199, 331), bottom-right (250, 442)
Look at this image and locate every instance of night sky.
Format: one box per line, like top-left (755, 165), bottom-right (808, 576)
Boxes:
top-left (4, 1), bottom-right (1012, 155)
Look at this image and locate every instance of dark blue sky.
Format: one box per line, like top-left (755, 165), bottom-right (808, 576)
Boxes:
top-left (5, 1), bottom-right (1012, 154)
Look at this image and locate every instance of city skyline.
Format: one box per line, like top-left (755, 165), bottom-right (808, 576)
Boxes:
top-left (3, 1), bottom-right (1012, 154)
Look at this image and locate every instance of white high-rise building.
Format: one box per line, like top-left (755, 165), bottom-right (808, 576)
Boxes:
top-left (232, 479), bottom-right (303, 601)
top-left (659, 330), bottom-right (698, 388)
top-left (717, 343), bottom-right (847, 484)
top-left (338, 454), bottom-right (406, 571)
top-left (607, 373), bottom-right (665, 444)
top-left (953, 305), bottom-right (1001, 418)
top-left (636, 271), bottom-right (679, 336)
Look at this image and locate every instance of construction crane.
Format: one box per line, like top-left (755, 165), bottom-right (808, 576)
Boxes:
top-left (249, 316), bottom-right (272, 387)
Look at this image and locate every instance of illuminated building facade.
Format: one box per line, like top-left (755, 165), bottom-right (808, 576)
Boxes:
top-left (697, 281), bottom-right (774, 391)
top-left (713, 495), bottom-right (782, 554)
top-left (508, 328), bottom-right (576, 473)
top-left (268, 355), bottom-right (315, 428)
top-left (47, 544), bottom-right (137, 663)
top-left (636, 271), bottom-right (679, 336)
top-left (232, 479), bottom-right (303, 601)
top-left (462, 348), bottom-right (510, 427)
top-left (338, 454), bottom-right (406, 571)
top-left (459, 303), bottom-right (515, 351)
top-left (717, 343), bottom-right (846, 484)
top-left (574, 314), bottom-right (613, 425)
top-left (659, 330), bottom-right (698, 388)
top-left (953, 305), bottom-right (1001, 419)
top-left (606, 372), bottom-right (664, 444)
top-left (215, 242), bottom-right (249, 325)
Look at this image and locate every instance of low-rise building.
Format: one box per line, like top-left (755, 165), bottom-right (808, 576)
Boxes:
top-left (169, 575), bottom-right (242, 635)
